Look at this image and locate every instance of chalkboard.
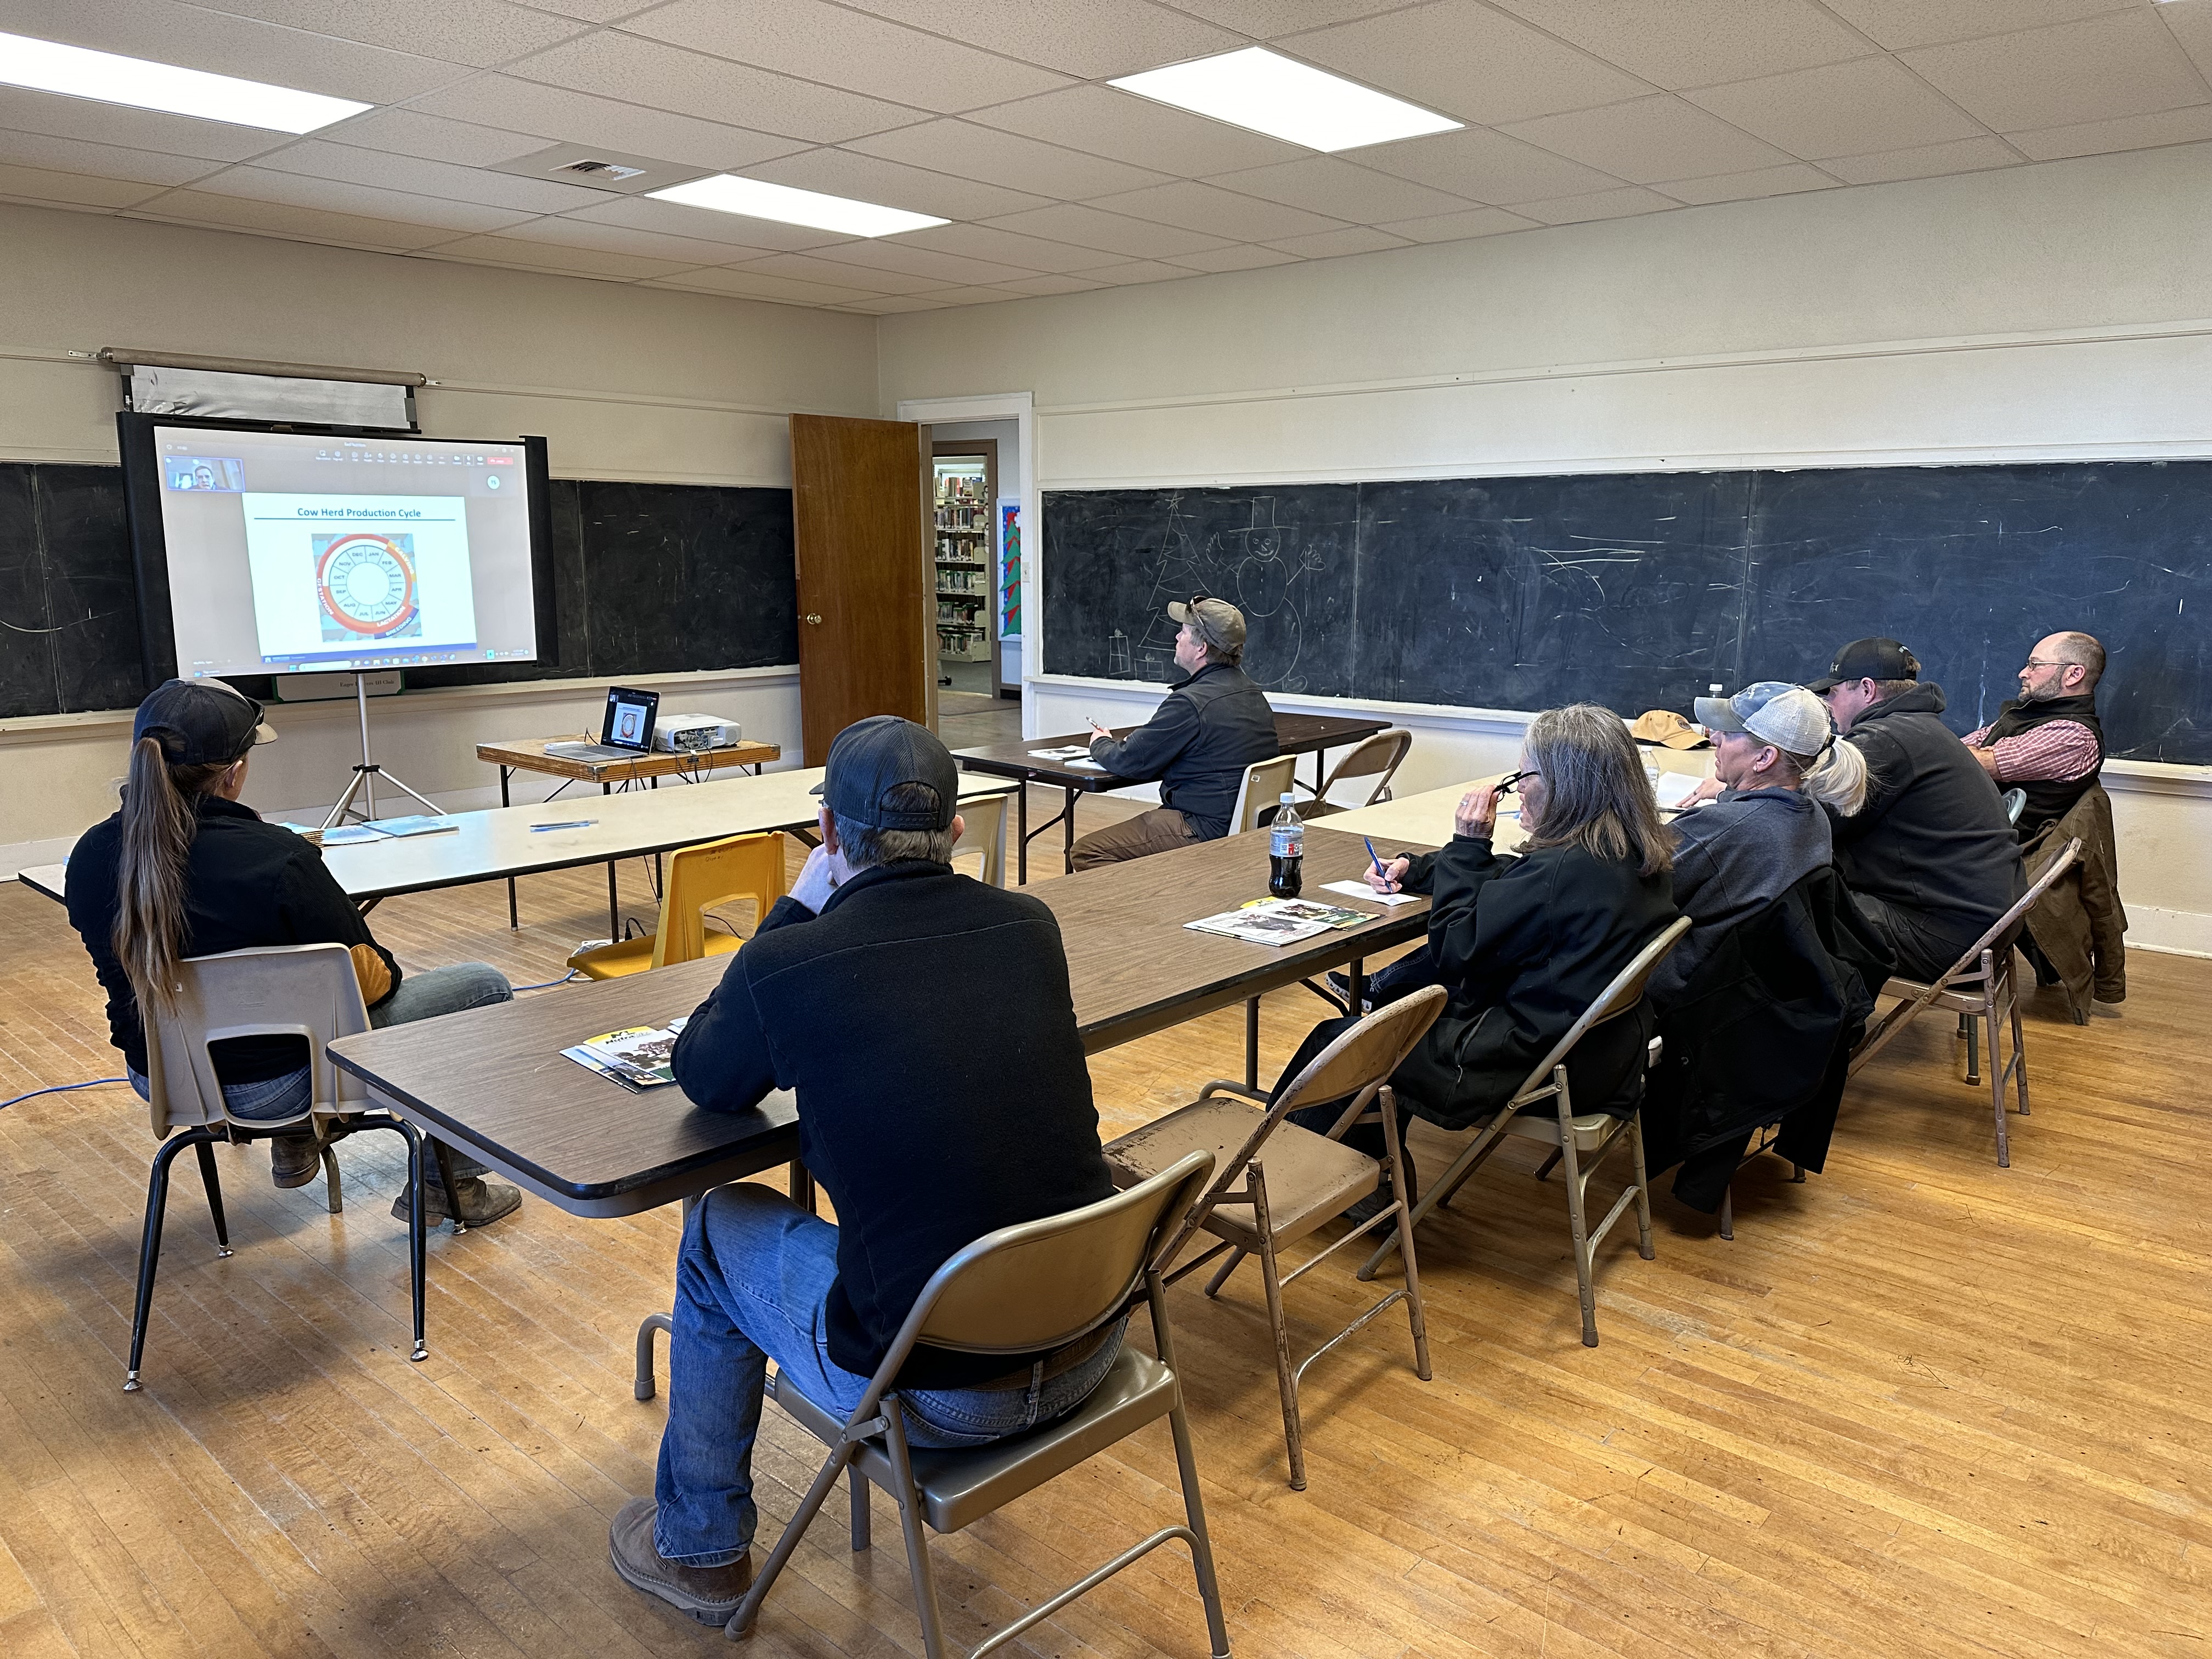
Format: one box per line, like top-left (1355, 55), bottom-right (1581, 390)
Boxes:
top-left (0, 464), bottom-right (798, 718)
top-left (1043, 462), bottom-right (2212, 764)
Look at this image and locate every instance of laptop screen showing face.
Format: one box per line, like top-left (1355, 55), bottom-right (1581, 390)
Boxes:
top-left (601, 686), bottom-right (658, 752)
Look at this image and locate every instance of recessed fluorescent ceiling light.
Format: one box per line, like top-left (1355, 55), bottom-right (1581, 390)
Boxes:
top-left (0, 31), bottom-right (370, 133)
top-left (1111, 47), bottom-right (1460, 152)
top-left (647, 174), bottom-right (946, 237)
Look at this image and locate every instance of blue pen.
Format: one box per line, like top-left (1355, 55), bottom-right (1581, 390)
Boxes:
top-left (1363, 836), bottom-right (1390, 886)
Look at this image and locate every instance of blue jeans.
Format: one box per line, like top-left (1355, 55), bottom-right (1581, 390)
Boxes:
top-left (654, 1183), bottom-right (1127, 1567)
top-left (130, 962), bottom-right (512, 1174)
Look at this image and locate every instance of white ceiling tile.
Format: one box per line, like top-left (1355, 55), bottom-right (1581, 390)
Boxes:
top-left (1815, 0), bottom-right (2137, 52)
top-left (0, 0), bottom-right (469, 103)
top-left (1260, 224), bottom-right (1410, 256)
top-left (317, 110), bottom-right (544, 169)
top-left (183, 164), bottom-right (539, 230)
top-left (2006, 102), bottom-right (2212, 161)
top-left (622, 0), bottom-right (1071, 114)
top-left (1652, 161), bottom-right (1841, 204)
top-left (728, 251), bottom-right (951, 294)
top-left (1166, 0), bottom-right (1408, 34)
top-left (502, 31), bottom-right (926, 141)
top-left (1376, 204), bottom-right (1539, 241)
top-left (891, 220), bottom-right (1115, 272)
top-left (1819, 134), bottom-right (2021, 184)
top-left (1073, 258), bottom-right (1202, 283)
top-left (404, 76), bottom-right (810, 173)
top-left (505, 0), bottom-right (642, 19)
top-left (132, 189), bottom-right (459, 247)
top-left (1356, 125), bottom-right (1623, 201)
top-left (918, 285), bottom-right (1030, 305)
top-left (1200, 155), bottom-right (1475, 222)
top-left (1900, 12), bottom-right (2210, 132)
top-left (1684, 55), bottom-right (1988, 159)
top-left (0, 159), bottom-right (170, 207)
top-left (776, 236), bottom-right (1035, 286)
top-left (980, 201), bottom-right (1235, 258)
top-left (561, 193), bottom-right (857, 251)
top-left (1499, 94), bottom-right (1796, 183)
top-left (746, 146), bottom-right (1049, 221)
top-left (846, 119), bottom-right (1172, 201)
top-left (1084, 179), bottom-right (1347, 240)
top-left (177, 0), bottom-right (591, 69)
top-left (1169, 241), bottom-right (1302, 272)
top-left (253, 139), bottom-right (610, 212)
top-left (0, 87), bottom-right (290, 161)
top-left (1482, 0), bottom-right (1877, 91)
top-left (968, 84), bottom-right (1308, 175)
top-left (642, 266), bottom-right (886, 303)
top-left (838, 292), bottom-right (960, 312)
top-left (993, 270), bottom-right (1110, 294)
top-left (2164, 1), bottom-right (2212, 82)
top-left (844, 0), bottom-right (1246, 79)
top-left (495, 215), bottom-right (763, 263)
top-left (1510, 184), bottom-right (1677, 223)
top-left (0, 127), bottom-right (228, 186)
top-left (419, 232), bottom-right (701, 278)
top-left (1284, 0), bottom-right (1655, 126)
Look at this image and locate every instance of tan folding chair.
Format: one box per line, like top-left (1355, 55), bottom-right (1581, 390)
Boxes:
top-left (948, 791), bottom-right (1008, 887)
top-left (729, 1151), bottom-right (1232, 1659)
top-left (1848, 838), bottom-right (2081, 1167)
top-left (1104, 987), bottom-right (1444, 1489)
top-left (1299, 727), bottom-right (1413, 816)
top-left (1228, 754), bottom-right (1297, 835)
top-left (131, 943), bottom-right (439, 1392)
top-left (1362, 917), bottom-right (1690, 1347)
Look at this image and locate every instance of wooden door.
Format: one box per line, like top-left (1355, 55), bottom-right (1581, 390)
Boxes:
top-left (790, 414), bottom-right (934, 763)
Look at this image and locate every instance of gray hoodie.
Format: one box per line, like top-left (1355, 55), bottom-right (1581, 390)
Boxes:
top-left (1651, 786), bottom-right (1833, 1005)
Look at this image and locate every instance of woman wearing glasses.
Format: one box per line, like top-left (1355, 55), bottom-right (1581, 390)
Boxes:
top-left (1284, 703), bottom-right (1678, 1211)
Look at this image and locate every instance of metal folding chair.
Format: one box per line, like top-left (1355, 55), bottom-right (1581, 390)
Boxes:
top-left (1297, 727), bottom-right (1413, 816)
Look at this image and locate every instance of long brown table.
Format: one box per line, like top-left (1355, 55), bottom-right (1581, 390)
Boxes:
top-left (955, 710), bottom-right (1391, 882)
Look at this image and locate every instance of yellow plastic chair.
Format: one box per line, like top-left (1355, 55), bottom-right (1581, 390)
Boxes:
top-left (566, 831), bottom-right (787, 979)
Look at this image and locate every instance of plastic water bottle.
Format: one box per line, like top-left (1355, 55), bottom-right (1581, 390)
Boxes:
top-left (1268, 793), bottom-right (1304, 899)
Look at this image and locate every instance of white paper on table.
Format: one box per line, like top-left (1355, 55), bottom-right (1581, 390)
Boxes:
top-left (1319, 879), bottom-right (1420, 907)
top-left (1027, 745), bottom-right (1092, 760)
top-left (1063, 759), bottom-right (1106, 771)
top-left (1652, 771), bottom-right (1706, 809)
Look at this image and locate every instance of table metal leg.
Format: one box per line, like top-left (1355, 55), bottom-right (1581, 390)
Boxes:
top-left (603, 780), bottom-right (618, 938)
top-left (650, 776), bottom-right (662, 894)
top-left (788, 1160), bottom-right (816, 1214)
top-left (1017, 780), bottom-right (1029, 885)
top-left (1245, 996), bottom-right (1261, 1091)
top-left (501, 766), bottom-right (518, 929)
top-left (1063, 785), bottom-right (1079, 874)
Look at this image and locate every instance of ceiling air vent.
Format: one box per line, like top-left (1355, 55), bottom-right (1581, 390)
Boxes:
top-left (489, 143), bottom-right (708, 195)
top-left (557, 159), bottom-right (645, 182)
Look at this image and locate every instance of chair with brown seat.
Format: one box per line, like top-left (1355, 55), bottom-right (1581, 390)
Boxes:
top-left (130, 942), bottom-right (438, 1391)
top-left (566, 831), bottom-right (786, 979)
top-left (727, 1150), bottom-right (1232, 1659)
top-left (1360, 917), bottom-right (1690, 1347)
top-left (1297, 727), bottom-right (1412, 816)
top-left (1103, 986), bottom-right (1446, 1489)
top-left (1848, 837), bottom-right (2081, 1167)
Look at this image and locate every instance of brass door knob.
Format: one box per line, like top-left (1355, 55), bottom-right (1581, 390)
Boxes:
top-left (803, 613), bottom-right (822, 624)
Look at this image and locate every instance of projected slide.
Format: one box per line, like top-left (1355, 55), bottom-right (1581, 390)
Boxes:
top-left (243, 495), bottom-right (478, 660)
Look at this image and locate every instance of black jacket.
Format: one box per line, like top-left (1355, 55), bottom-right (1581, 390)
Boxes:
top-left (1831, 682), bottom-right (2025, 957)
top-left (670, 860), bottom-right (1114, 1390)
top-left (1088, 662), bottom-right (1277, 838)
top-left (1390, 836), bottom-right (1677, 1131)
top-left (1643, 866), bottom-right (1893, 1211)
top-left (1980, 692), bottom-right (2103, 838)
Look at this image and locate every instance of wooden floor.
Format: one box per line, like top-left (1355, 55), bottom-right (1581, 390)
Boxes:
top-left (3, 785), bottom-right (2209, 1658)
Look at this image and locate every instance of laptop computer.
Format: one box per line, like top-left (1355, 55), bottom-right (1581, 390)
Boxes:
top-left (546, 686), bottom-right (660, 761)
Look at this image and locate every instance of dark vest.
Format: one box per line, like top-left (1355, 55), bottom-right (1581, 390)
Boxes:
top-left (1983, 693), bottom-right (2103, 837)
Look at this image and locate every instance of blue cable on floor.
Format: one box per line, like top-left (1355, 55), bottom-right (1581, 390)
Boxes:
top-left (1, 1076), bottom-right (127, 1110)
top-left (512, 969), bottom-right (582, 992)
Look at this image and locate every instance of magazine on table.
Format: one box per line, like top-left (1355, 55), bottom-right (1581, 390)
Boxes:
top-left (563, 1016), bottom-right (690, 1091)
top-left (1184, 898), bottom-right (1370, 947)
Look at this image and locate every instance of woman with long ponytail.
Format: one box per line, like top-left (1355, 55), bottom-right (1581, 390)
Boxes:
top-left (64, 680), bottom-right (524, 1227)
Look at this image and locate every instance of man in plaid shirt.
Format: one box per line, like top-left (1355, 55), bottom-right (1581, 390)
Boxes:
top-left (1964, 632), bottom-right (2106, 839)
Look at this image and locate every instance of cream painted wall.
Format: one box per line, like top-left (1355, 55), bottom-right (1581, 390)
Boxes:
top-left (1, 202), bottom-right (876, 866)
top-left (877, 143), bottom-right (2212, 953)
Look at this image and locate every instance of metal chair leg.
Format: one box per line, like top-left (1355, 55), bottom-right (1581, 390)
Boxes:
top-left (635, 1312), bottom-right (672, 1401)
top-left (1378, 1093), bottom-right (1432, 1383)
top-left (1718, 1186), bottom-right (1734, 1242)
top-left (321, 1144), bottom-right (343, 1214)
top-left (849, 1466), bottom-right (871, 1551)
top-left (392, 1120), bottom-right (429, 1361)
top-left (1146, 1279), bottom-right (1234, 1659)
top-left (1627, 1113), bottom-right (1656, 1262)
top-left (1962, 1007), bottom-right (1980, 1084)
top-left (727, 1428), bottom-right (860, 1641)
top-left (126, 1128), bottom-right (212, 1391)
top-left (881, 1406), bottom-right (951, 1659)
top-left (1202, 1246), bottom-right (1246, 1298)
top-left (1551, 1071), bottom-right (1601, 1348)
top-left (1533, 1147), bottom-right (1562, 1182)
top-left (1247, 1165), bottom-right (1306, 1491)
top-left (193, 1140), bottom-right (233, 1259)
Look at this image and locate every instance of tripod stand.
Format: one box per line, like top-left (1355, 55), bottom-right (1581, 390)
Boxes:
top-left (321, 673), bottom-right (442, 829)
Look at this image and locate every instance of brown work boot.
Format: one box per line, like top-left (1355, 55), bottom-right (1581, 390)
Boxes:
top-left (607, 1497), bottom-right (754, 1626)
top-left (388, 1175), bottom-right (522, 1227)
top-left (270, 1133), bottom-right (323, 1189)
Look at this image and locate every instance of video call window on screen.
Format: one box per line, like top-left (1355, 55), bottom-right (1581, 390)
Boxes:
top-left (166, 455), bottom-right (244, 492)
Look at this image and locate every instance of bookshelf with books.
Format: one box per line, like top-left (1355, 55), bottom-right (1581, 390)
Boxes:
top-left (931, 442), bottom-right (997, 685)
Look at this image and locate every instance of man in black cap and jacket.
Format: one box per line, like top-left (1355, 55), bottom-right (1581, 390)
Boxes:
top-left (1810, 638), bottom-right (2025, 981)
top-left (610, 716), bottom-right (1121, 1628)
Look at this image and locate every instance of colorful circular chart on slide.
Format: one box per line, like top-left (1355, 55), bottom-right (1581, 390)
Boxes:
top-left (315, 533), bottom-right (419, 637)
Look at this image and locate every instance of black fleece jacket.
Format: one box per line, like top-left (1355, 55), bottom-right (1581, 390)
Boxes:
top-left (1087, 662), bottom-right (1278, 837)
top-left (64, 794), bottom-right (399, 1080)
top-left (670, 860), bottom-right (1113, 1389)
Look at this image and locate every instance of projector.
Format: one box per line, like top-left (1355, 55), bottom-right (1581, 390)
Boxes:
top-left (652, 714), bottom-right (741, 753)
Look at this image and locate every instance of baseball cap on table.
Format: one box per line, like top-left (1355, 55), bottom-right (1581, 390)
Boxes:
top-left (133, 678), bottom-right (276, 765)
top-left (1628, 709), bottom-right (1707, 750)
top-left (1167, 595), bottom-right (1246, 653)
top-left (1805, 637), bottom-right (1918, 693)
top-left (1694, 682), bottom-right (1835, 756)
top-left (809, 715), bottom-right (958, 830)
